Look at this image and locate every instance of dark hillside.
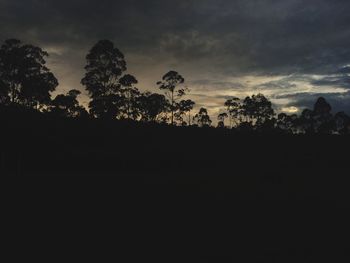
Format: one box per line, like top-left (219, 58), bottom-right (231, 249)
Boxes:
top-left (3, 107), bottom-right (350, 262)
top-left (2, 106), bottom-right (350, 199)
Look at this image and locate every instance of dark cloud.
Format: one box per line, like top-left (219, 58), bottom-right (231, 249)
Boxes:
top-left (1, 0), bottom-right (350, 74)
top-left (336, 66), bottom-right (350, 74)
top-left (188, 79), bottom-right (245, 91)
top-left (311, 75), bottom-right (350, 90)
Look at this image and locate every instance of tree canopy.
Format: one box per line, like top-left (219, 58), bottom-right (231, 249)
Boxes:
top-left (0, 39), bottom-right (58, 109)
top-left (81, 40), bottom-right (127, 119)
top-left (157, 71), bottom-right (186, 125)
top-left (138, 92), bottom-right (169, 123)
top-left (50, 89), bottom-right (88, 118)
top-left (193, 108), bottom-right (212, 127)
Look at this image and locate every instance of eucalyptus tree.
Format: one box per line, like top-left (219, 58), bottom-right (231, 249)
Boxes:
top-left (177, 99), bottom-right (195, 126)
top-left (217, 112), bottom-right (228, 128)
top-left (241, 94), bottom-right (275, 127)
top-left (298, 109), bottom-right (315, 134)
top-left (119, 74), bottom-right (140, 120)
top-left (81, 40), bottom-right (126, 119)
top-left (0, 78), bottom-right (8, 104)
top-left (138, 92), bottom-right (169, 123)
top-left (313, 97), bottom-right (334, 134)
top-left (50, 89), bottom-right (88, 118)
top-left (224, 97), bottom-right (241, 127)
top-left (334, 112), bottom-right (350, 134)
top-left (276, 113), bottom-right (298, 134)
top-left (157, 71), bottom-right (186, 125)
top-left (0, 39), bottom-right (58, 109)
top-left (193, 108), bottom-right (212, 127)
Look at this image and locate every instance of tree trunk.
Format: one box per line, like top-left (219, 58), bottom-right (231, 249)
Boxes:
top-left (171, 91), bottom-right (174, 125)
top-left (11, 84), bottom-right (16, 104)
top-left (127, 93), bottom-right (131, 119)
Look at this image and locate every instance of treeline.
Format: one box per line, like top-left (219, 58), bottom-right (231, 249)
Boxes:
top-left (0, 39), bottom-right (349, 134)
top-left (218, 95), bottom-right (350, 135)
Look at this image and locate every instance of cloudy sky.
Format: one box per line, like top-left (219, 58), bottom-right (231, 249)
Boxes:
top-left (1, 0), bottom-right (349, 119)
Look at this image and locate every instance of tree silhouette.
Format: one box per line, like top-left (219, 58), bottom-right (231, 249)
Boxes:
top-left (298, 109), bottom-right (315, 134)
top-left (193, 108), bottom-right (212, 127)
top-left (88, 94), bottom-right (123, 119)
top-left (277, 113), bottom-right (298, 134)
top-left (157, 71), bottom-right (186, 125)
top-left (81, 40), bottom-right (126, 119)
top-left (176, 99), bottom-right (195, 126)
top-left (0, 78), bottom-right (9, 104)
top-left (314, 97), bottom-right (332, 115)
top-left (334, 112), bottom-right (350, 135)
top-left (313, 97), bottom-right (334, 134)
top-left (224, 97), bottom-right (241, 128)
top-left (0, 39), bottom-right (58, 109)
top-left (119, 74), bottom-right (140, 120)
top-left (241, 94), bottom-right (275, 127)
top-left (50, 89), bottom-right (88, 118)
top-left (217, 113), bottom-right (228, 128)
top-left (138, 92), bottom-right (169, 123)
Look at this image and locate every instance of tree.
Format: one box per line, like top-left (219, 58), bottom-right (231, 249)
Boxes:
top-left (138, 92), bottom-right (169, 122)
top-left (313, 97), bottom-right (334, 134)
top-left (193, 108), bottom-right (212, 127)
top-left (50, 89), bottom-right (88, 118)
top-left (276, 113), bottom-right (298, 134)
top-left (119, 74), bottom-right (140, 120)
top-left (0, 78), bottom-right (9, 104)
top-left (224, 97), bottom-right (241, 127)
top-left (334, 112), bottom-right (350, 134)
top-left (241, 94), bottom-right (275, 127)
top-left (0, 39), bottom-right (58, 108)
top-left (314, 97), bottom-right (332, 115)
top-left (88, 94), bottom-right (123, 119)
top-left (176, 99), bottom-right (195, 126)
top-left (298, 109), bottom-right (315, 134)
top-left (81, 40), bottom-right (127, 119)
top-left (217, 113), bottom-right (228, 128)
top-left (157, 71), bottom-right (186, 125)
top-left (236, 121), bottom-right (254, 132)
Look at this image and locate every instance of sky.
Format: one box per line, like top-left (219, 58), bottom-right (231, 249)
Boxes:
top-left (1, 0), bottom-right (349, 120)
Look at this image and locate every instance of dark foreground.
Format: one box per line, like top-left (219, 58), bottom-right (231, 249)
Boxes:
top-left (2, 107), bottom-right (349, 177)
top-left (2, 109), bottom-right (350, 262)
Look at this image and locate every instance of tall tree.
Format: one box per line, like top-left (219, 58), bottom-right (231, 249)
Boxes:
top-left (0, 39), bottom-right (58, 108)
top-left (298, 108), bottom-right (315, 134)
top-left (157, 71), bottom-right (186, 125)
top-left (119, 74), bottom-right (140, 120)
top-left (313, 97), bottom-right (334, 134)
top-left (81, 40), bottom-right (126, 119)
top-left (314, 97), bottom-right (332, 115)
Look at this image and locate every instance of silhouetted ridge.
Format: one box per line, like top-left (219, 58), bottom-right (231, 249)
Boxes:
top-left (0, 38), bottom-right (349, 134)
